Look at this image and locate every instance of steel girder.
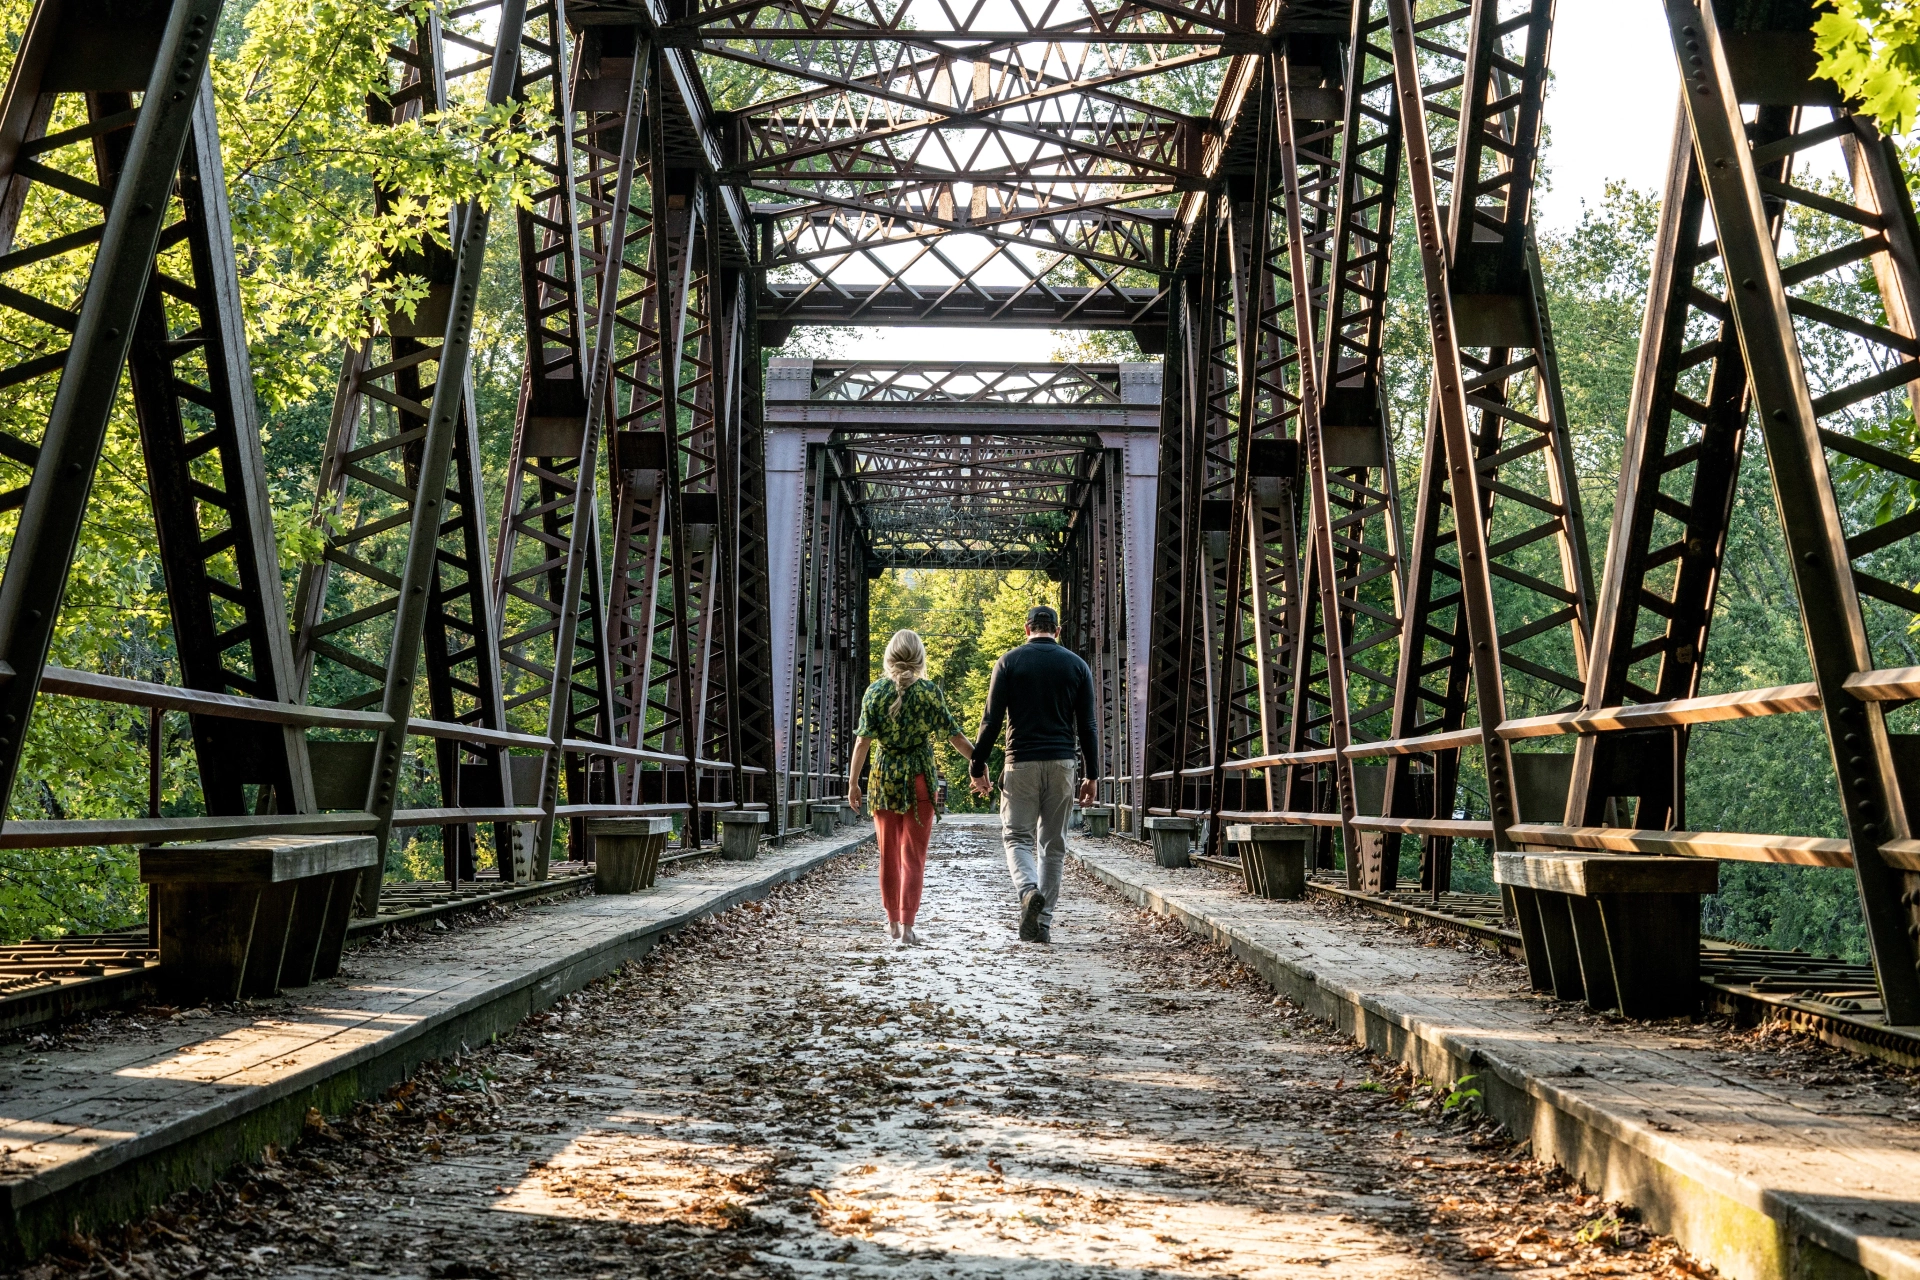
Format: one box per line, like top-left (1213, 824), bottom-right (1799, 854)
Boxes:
top-left (0, 0), bottom-right (311, 826)
top-left (1151, 0), bottom-right (1584, 896)
top-left (1273, 46), bottom-right (1373, 871)
top-left (118, 80), bottom-right (319, 819)
top-left (1152, 30), bottom-right (1405, 858)
top-left (766, 360), bottom-right (1157, 572)
top-left (492, 17), bottom-right (635, 868)
top-left (789, 441), bottom-right (866, 810)
top-left (293, 4), bottom-right (530, 909)
top-left (1140, 270), bottom-right (1197, 815)
top-left (1562, 103), bottom-right (1792, 840)
top-left (830, 432), bottom-right (1100, 570)
top-left (1374, 0), bottom-right (1586, 887)
top-left (691, 0), bottom-right (1351, 340)
top-left (598, 119), bottom-right (753, 845)
top-left (766, 359), bottom-right (1153, 820)
top-left (1274, 10), bottom-right (1405, 878)
top-left (1616, 0), bottom-right (1920, 1021)
top-left (1058, 445), bottom-right (1132, 807)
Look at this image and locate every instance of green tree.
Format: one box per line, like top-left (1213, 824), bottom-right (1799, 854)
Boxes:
top-left (0, 0), bottom-right (546, 940)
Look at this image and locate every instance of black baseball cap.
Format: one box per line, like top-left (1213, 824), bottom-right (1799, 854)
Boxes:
top-left (1026, 605), bottom-right (1059, 632)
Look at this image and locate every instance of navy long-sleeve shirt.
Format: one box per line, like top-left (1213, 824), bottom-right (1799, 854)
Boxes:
top-left (969, 636), bottom-right (1099, 779)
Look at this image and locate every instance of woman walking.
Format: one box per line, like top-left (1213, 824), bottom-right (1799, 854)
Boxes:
top-left (847, 630), bottom-right (973, 948)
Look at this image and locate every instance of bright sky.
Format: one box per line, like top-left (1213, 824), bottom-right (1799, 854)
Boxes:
top-left (821, 2), bottom-right (1764, 363)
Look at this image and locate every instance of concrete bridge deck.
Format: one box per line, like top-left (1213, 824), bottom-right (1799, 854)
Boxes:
top-left (4, 816), bottom-right (1916, 1280)
top-left (1072, 837), bottom-right (1920, 1280)
top-left (0, 825), bottom-right (875, 1263)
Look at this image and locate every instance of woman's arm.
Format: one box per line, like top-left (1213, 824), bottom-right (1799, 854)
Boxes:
top-left (847, 736), bottom-right (872, 812)
top-left (947, 731), bottom-right (973, 759)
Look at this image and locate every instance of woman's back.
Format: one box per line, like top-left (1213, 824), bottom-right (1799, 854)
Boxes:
top-left (862, 677), bottom-right (948, 747)
top-left (855, 676), bottom-right (960, 815)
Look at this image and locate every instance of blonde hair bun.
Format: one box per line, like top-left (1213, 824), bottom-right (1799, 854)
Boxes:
top-left (883, 629), bottom-right (927, 715)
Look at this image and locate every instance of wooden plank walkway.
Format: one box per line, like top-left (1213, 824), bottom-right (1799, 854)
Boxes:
top-left (0, 825), bottom-right (874, 1262)
top-left (1072, 840), bottom-right (1920, 1280)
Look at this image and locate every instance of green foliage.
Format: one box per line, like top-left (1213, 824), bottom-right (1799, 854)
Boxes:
top-left (1440, 1074), bottom-right (1482, 1115)
top-left (1814, 0), bottom-right (1920, 137)
top-left (214, 0), bottom-right (546, 409)
top-left (1052, 329), bottom-right (1145, 363)
top-left (0, 0), bottom-right (546, 941)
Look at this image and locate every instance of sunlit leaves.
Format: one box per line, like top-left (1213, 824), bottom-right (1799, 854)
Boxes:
top-left (214, 0), bottom-right (546, 409)
top-left (1814, 0), bottom-right (1920, 137)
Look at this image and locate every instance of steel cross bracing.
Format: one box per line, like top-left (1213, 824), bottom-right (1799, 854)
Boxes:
top-left (293, 2), bottom-right (532, 908)
top-left (765, 358), bottom-right (1157, 572)
top-left (1368, 0), bottom-right (1589, 892)
top-left (1272, 8), bottom-right (1404, 875)
top-left (692, 0), bottom-right (1350, 342)
top-left (764, 357), bottom-right (1152, 820)
top-left (0, 0), bottom-right (315, 830)
top-left (5, 0), bottom-right (1920, 1034)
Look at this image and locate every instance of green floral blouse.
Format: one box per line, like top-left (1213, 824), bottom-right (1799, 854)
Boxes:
top-left (854, 678), bottom-right (962, 814)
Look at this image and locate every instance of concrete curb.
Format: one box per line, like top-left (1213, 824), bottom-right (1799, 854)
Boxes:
top-left (1073, 845), bottom-right (1913, 1280)
top-left (0, 827), bottom-right (875, 1262)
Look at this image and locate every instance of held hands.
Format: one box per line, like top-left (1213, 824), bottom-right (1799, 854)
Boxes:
top-left (969, 773), bottom-right (993, 799)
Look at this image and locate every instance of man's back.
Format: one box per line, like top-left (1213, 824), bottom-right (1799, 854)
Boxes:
top-left (971, 608), bottom-right (1099, 945)
top-left (972, 636), bottom-right (1098, 772)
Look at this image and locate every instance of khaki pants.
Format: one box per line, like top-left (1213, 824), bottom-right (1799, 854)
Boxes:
top-left (999, 758), bottom-right (1075, 929)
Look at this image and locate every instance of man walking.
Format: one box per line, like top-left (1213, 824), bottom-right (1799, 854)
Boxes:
top-left (970, 605), bottom-right (1098, 943)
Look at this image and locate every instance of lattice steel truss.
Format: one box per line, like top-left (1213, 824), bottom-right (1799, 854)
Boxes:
top-left (4, 0), bottom-right (1920, 1031)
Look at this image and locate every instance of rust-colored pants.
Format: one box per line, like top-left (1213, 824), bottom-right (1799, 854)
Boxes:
top-left (875, 775), bottom-right (934, 925)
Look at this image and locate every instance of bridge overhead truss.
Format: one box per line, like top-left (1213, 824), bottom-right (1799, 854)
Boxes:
top-left (0, 0), bottom-right (1918, 1035)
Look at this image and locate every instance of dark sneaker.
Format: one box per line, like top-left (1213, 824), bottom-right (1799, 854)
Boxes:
top-left (1019, 890), bottom-right (1046, 942)
top-left (1036, 925), bottom-right (1052, 945)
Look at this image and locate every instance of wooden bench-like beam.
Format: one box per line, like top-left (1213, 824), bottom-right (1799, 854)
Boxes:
top-left (1219, 748), bottom-right (1339, 770)
top-left (0, 812), bottom-right (379, 848)
top-left (1843, 665), bottom-right (1920, 701)
top-left (1497, 683), bottom-right (1822, 738)
top-left (1506, 823), bottom-right (1874, 868)
top-left (1344, 728), bottom-right (1483, 758)
top-left (1206, 809), bottom-right (1345, 827)
top-left (1351, 816), bottom-right (1496, 838)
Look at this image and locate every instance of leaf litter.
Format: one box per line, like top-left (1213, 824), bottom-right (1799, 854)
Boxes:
top-left (8, 820), bottom-right (1720, 1278)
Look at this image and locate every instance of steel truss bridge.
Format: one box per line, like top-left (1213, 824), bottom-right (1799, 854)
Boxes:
top-left (1, 0), bottom-right (1919, 1038)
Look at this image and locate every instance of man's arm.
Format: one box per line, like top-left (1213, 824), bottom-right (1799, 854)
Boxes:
top-left (1074, 657), bottom-right (1099, 781)
top-left (971, 657), bottom-right (1008, 778)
